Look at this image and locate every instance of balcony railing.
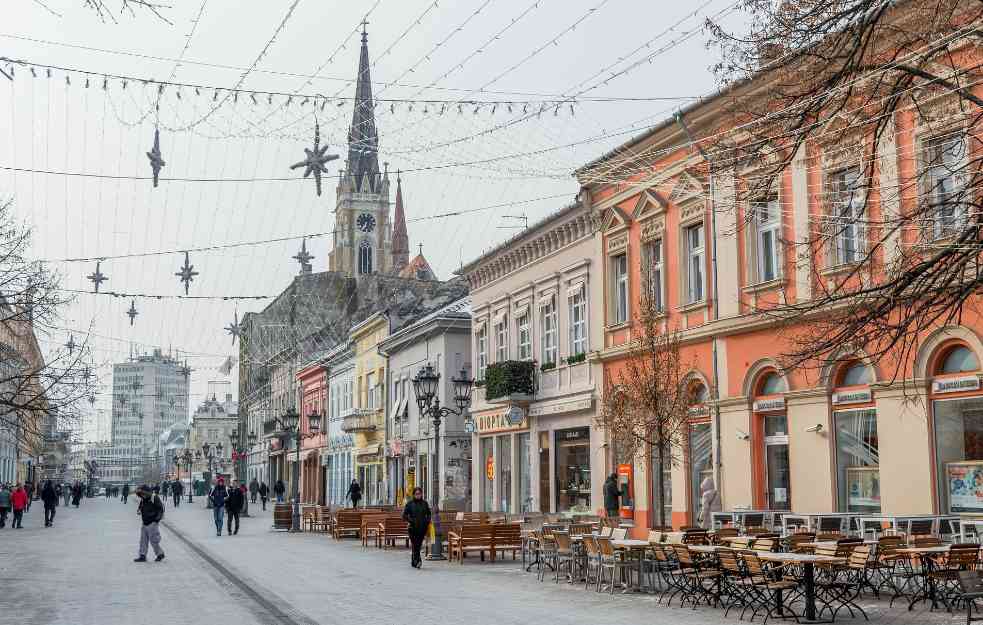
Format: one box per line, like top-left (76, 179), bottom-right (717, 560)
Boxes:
top-left (484, 360), bottom-right (538, 403)
top-left (341, 409), bottom-right (381, 433)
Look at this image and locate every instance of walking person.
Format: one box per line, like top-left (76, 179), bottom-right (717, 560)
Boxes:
top-left (133, 485), bottom-right (165, 562)
top-left (249, 478), bottom-right (259, 504)
top-left (209, 478), bottom-right (228, 537)
top-left (172, 480), bottom-right (182, 507)
top-left (402, 487), bottom-right (431, 569)
top-left (226, 480), bottom-right (243, 536)
top-left (603, 473), bottom-right (621, 520)
top-left (346, 478), bottom-right (362, 509)
top-left (273, 479), bottom-right (285, 504)
top-left (41, 480), bottom-right (58, 527)
top-left (24, 481), bottom-right (33, 512)
top-left (258, 482), bottom-right (269, 510)
top-left (0, 483), bottom-right (10, 528)
top-left (11, 483), bottom-right (27, 528)
top-left (60, 483), bottom-right (69, 507)
top-left (121, 483), bottom-right (130, 504)
top-left (71, 482), bottom-right (82, 508)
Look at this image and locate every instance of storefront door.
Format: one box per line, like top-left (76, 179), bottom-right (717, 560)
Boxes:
top-left (764, 414), bottom-right (791, 511)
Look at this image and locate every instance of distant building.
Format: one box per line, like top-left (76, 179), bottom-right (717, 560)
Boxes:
top-left (189, 393), bottom-right (238, 479)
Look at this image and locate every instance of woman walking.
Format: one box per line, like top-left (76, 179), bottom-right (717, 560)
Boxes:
top-left (401, 487), bottom-right (431, 569)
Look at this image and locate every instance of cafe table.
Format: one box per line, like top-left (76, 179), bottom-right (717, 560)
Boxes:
top-left (756, 552), bottom-right (846, 623)
top-left (894, 545), bottom-right (955, 610)
top-left (612, 539), bottom-right (651, 593)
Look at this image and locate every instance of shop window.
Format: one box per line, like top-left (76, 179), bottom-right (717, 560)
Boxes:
top-left (481, 437), bottom-right (494, 512)
top-left (934, 397), bottom-right (983, 513)
top-left (555, 427), bottom-right (591, 513)
top-left (688, 423), bottom-right (713, 526)
top-left (834, 408), bottom-right (879, 513)
top-left (939, 345), bottom-right (980, 375)
top-left (497, 434), bottom-right (512, 513)
top-left (517, 432), bottom-right (532, 513)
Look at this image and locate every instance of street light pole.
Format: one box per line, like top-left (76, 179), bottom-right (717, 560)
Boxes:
top-left (412, 364), bottom-right (474, 561)
top-left (267, 408), bottom-right (319, 532)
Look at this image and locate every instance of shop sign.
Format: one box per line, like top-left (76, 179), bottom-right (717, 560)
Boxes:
top-left (933, 375), bottom-right (981, 394)
top-left (528, 396), bottom-right (593, 417)
top-left (753, 398), bottom-right (785, 412)
top-left (832, 389), bottom-right (872, 405)
top-left (507, 405), bottom-right (526, 425)
top-left (557, 427), bottom-right (590, 442)
top-left (464, 418), bottom-right (476, 434)
top-left (475, 410), bottom-right (528, 434)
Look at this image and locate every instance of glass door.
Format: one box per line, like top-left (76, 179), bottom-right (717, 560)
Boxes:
top-left (763, 414), bottom-right (791, 511)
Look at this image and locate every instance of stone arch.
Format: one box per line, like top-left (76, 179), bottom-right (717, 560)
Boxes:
top-left (913, 325), bottom-right (983, 379)
top-left (817, 347), bottom-right (880, 390)
top-left (741, 358), bottom-right (790, 398)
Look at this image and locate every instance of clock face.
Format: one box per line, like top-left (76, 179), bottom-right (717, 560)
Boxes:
top-left (356, 213), bottom-right (376, 233)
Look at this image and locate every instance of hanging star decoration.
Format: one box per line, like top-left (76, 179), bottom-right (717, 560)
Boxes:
top-left (88, 395), bottom-right (96, 405)
top-left (126, 300), bottom-right (138, 325)
top-left (175, 251), bottom-right (199, 295)
top-left (225, 310), bottom-right (242, 344)
top-left (87, 261), bottom-right (108, 293)
top-left (180, 361), bottom-right (192, 380)
top-left (290, 122), bottom-right (338, 197)
top-left (64, 334), bottom-right (76, 354)
top-left (147, 127), bottom-right (165, 188)
top-left (293, 238), bottom-right (314, 273)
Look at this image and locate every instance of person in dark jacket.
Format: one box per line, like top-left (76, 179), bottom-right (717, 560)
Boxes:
top-left (603, 473), bottom-right (620, 519)
top-left (71, 482), bottom-right (82, 507)
top-left (273, 479), bottom-right (285, 503)
top-left (121, 483), bottom-right (130, 504)
top-left (226, 480), bottom-right (244, 536)
top-left (41, 481), bottom-right (58, 527)
top-left (258, 482), bottom-right (269, 510)
top-left (171, 480), bottom-right (182, 507)
top-left (401, 487), bottom-right (432, 569)
top-left (0, 483), bottom-right (10, 528)
top-left (346, 479), bottom-right (362, 508)
top-left (249, 478), bottom-right (259, 504)
top-left (209, 478), bottom-right (228, 536)
top-left (133, 485), bottom-right (165, 562)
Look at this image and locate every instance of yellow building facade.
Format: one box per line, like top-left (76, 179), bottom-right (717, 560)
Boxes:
top-left (347, 312), bottom-right (389, 505)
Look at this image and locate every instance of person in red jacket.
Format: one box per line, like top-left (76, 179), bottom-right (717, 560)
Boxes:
top-left (11, 483), bottom-right (28, 529)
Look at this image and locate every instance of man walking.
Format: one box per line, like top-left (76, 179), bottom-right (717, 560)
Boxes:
top-left (121, 483), bottom-right (130, 504)
top-left (226, 479), bottom-right (244, 536)
top-left (273, 479), bottom-right (285, 504)
top-left (41, 480), bottom-right (58, 527)
top-left (603, 473), bottom-right (621, 520)
top-left (249, 478), bottom-right (259, 504)
top-left (209, 478), bottom-right (228, 537)
top-left (133, 485), bottom-right (165, 562)
top-left (61, 483), bottom-right (70, 507)
top-left (258, 482), bottom-right (269, 511)
top-left (24, 481), bottom-right (33, 512)
top-left (0, 483), bottom-right (10, 528)
top-left (346, 478), bottom-right (362, 509)
top-left (402, 487), bottom-right (431, 569)
top-left (172, 480), bottom-right (182, 507)
top-left (11, 483), bottom-right (27, 528)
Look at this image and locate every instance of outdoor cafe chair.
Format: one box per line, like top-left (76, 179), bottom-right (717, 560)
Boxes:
top-left (610, 527), bottom-right (628, 540)
top-left (929, 543), bottom-right (982, 611)
top-left (582, 535), bottom-right (602, 591)
top-left (713, 527), bottom-right (739, 545)
top-left (650, 543), bottom-right (678, 601)
top-left (552, 532), bottom-right (576, 584)
top-left (597, 536), bottom-right (632, 594)
top-left (741, 550), bottom-right (801, 622)
top-left (817, 544), bottom-right (871, 622)
top-left (536, 531), bottom-right (558, 583)
top-left (717, 547), bottom-right (757, 619)
top-left (668, 544), bottom-right (723, 609)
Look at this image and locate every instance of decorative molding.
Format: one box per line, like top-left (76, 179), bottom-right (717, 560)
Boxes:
top-left (640, 215), bottom-right (667, 243)
top-left (607, 234), bottom-right (629, 254)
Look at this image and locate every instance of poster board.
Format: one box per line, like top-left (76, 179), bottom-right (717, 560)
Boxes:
top-left (845, 466), bottom-right (880, 511)
top-left (947, 461), bottom-right (983, 513)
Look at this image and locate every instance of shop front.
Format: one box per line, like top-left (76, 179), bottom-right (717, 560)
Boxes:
top-left (931, 344), bottom-right (983, 514)
top-left (324, 434), bottom-right (353, 507)
top-left (472, 407), bottom-right (530, 513)
top-left (355, 444), bottom-right (384, 506)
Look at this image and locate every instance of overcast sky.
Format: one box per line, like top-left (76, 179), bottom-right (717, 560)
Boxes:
top-left (2, 0), bottom-right (741, 440)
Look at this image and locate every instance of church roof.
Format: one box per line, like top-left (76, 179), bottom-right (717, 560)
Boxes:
top-left (347, 27), bottom-right (380, 192)
top-left (398, 251), bottom-right (436, 281)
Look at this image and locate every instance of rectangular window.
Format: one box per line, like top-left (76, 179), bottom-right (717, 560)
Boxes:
top-left (555, 427), bottom-right (591, 513)
top-left (644, 239), bottom-right (664, 312)
top-left (495, 317), bottom-right (508, 362)
top-left (752, 199), bottom-right (781, 283)
top-left (516, 311), bottom-right (531, 361)
top-left (476, 327), bottom-right (487, 381)
top-left (685, 223), bottom-right (705, 303)
top-left (834, 408), bottom-right (879, 513)
top-left (568, 287), bottom-right (587, 357)
top-left (365, 372), bottom-right (375, 409)
top-left (933, 397), bottom-right (983, 513)
top-left (540, 297), bottom-right (557, 366)
top-left (830, 167), bottom-right (864, 265)
top-left (925, 134), bottom-right (968, 240)
top-left (612, 254), bottom-right (628, 324)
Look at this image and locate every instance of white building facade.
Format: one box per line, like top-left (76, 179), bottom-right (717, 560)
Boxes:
top-left (324, 341), bottom-right (355, 507)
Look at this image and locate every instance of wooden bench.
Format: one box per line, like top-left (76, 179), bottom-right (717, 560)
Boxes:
top-left (360, 513), bottom-right (390, 547)
top-left (332, 511), bottom-right (364, 539)
top-left (448, 525), bottom-right (494, 563)
top-left (378, 517), bottom-right (410, 549)
top-left (491, 524), bottom-right (522, 562)
top-left (308, 506), bottom-right (331, 533)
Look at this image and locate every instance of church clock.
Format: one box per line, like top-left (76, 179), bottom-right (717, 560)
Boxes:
top-left (356, 213), bottom-right (377, 233)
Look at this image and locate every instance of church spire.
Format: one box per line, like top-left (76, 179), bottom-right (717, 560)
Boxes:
top-left (391, 171), bottom-right (409, 272)
top-left (347, 23), bottom-right (380, 192)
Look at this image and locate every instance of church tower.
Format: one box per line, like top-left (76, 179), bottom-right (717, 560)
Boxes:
top-left (328, 26), bottom-right (392, 276)
top-left (391, 173), bottom-right (409, 273)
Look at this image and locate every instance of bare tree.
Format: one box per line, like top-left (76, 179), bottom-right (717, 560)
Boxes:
top-left (702, 0), bottom-right (983, 379)
top-left (595, 281), bottom-right (694, 529)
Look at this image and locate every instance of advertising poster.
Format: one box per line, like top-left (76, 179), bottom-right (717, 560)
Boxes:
top-left (948, 462), bottom-right (983, 513)
top-left (846, 466), bottom-right (880, 510)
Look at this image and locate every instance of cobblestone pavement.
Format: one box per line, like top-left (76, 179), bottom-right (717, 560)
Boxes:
top-left (0, 497), bottom-right (968, 625)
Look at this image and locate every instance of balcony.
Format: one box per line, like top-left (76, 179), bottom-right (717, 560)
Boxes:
top-left (484, 360), bottom-right (537, 404)
top-left (263, 418), bottom-right (282, 437)
top-left (341, 409), bottom-right (381, 433)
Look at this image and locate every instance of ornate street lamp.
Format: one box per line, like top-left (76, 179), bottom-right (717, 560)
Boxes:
top-left (267, 407), bottom-right (317, 531)
top-left (412, 365), bottom-right (474, 560)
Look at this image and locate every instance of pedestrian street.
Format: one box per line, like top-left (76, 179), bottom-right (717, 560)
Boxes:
top-left (0, 496), bottom-right (967, 625)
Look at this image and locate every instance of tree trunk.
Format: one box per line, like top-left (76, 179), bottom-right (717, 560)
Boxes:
top-left (656, 441), bottom-right (667, 530)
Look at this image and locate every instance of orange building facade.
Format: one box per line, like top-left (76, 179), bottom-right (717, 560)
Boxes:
top-left (577, 58), bottom-right (983, 529)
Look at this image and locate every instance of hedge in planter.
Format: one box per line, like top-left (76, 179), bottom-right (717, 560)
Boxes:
top-left (485, 360), bottom-right (537, 400)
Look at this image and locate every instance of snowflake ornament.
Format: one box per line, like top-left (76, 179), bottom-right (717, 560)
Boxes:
top-left (290, 122), bottom-right (338, 197)
top-left (225, 310), bottom-right (242, 345)
top-left (147, 128), bottom-right (165, 188)
top-left (175, 251), bottom-right (199, 295)
top-left (87, 261), bottom-right (108, 293)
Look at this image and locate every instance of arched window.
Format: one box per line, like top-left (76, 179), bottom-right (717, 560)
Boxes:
top-left (938, 345), bottom-right (979, 375)
top-left (758, 372), bottom-right (785, 395)
top-left (838, 361), bottom-right (872, 386)
top-left (688, 381), bottom-right (708, 405)
top-left (358, 240), bottom-right (373, 274)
